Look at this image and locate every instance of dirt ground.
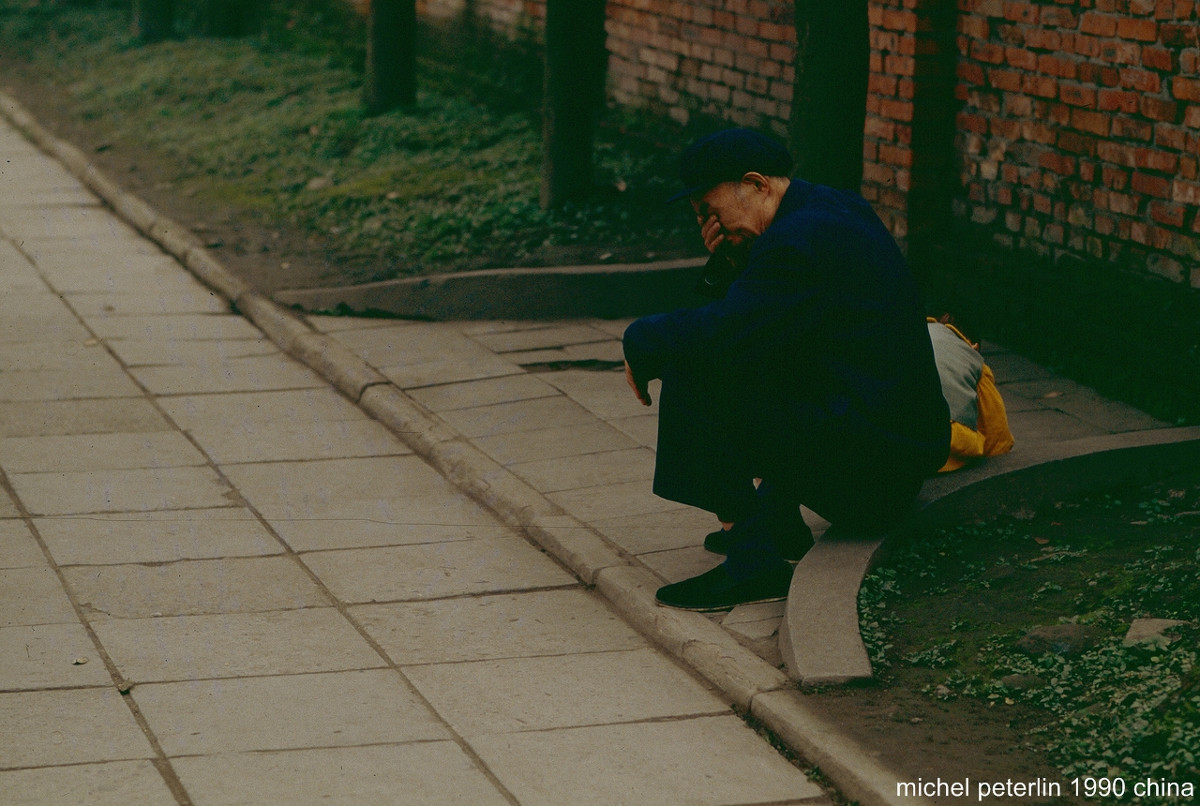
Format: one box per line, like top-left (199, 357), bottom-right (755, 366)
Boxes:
top-left (2, 60), bottom-right (1110, 805)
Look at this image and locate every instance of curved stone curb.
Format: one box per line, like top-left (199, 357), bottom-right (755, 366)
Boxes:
top-left (780, 426), bottom-right (1200, 686)
top-left (0, 91), bottom-right (930, 806)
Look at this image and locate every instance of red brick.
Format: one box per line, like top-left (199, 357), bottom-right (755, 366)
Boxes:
top-left (1040, 152), bottom-right (1077, 175)
top-left (1059, 130), bottom-right (1100, 155)
top-left (988, 68), bottom-right (1023, 91)
top-left (970, 40), bottom-right (1006, 63)
top-left (1186, 105), bottom-right (1200, 127)
top-left (1159, 22), bottom-right (1199, 47)
top-left (958, 61), bottom-right (987, 84)
top-left (1071, 108), bottom-right (1112, 135)
top-left (1004, 1), bottom-right (1039, 23)
top-left (1004, 46), bottom-right (1038, 70)
top-left (1141, 94), bottom-right (1181, 121)
top-left (991, 117), bottom-right (1021, 138)
top-left (959, 15), bottom-right (991, 39)
top-left (1150, 201), bottom-right (1187, 227)
top-left (1136, 147), bottom-right (1180, 173)
top-left (1098, 88), bottom-right (1141, 112)
top-left (1112, 115), bottom-right (1155, 140)
top-left (958, 111), bottom-right (989, 133)
top-left (1156, 122), bottom-right (1189, 149)
top-left (1100, 40), bottom-right (1142, 64)
top-left (1079, 62), bottom-right (1122, 86)
top-left (1098, 141), bottom-right (1137, 166)
top-left (1042, 6), bottom-right (1079, 26)
top-left (1142, 46), bottom-right (1177, 72)
top-left (880, 98), bottom-right (915, 122)
top-left (1133, 171), bottom-right (1172, 198)
top-left (1037, 54), bottom-right (1078, 78)
top-left (1023, 73), bottom-right (1059, 97)
top-left (1061, 84), bottom-right (1098, 107)
top-left (1080, 11), bottom-right (1119, 35)
top-left (1120, 68), bottom-right (1162, 93)
top-left (1173, 76), bottom-right (1200, 102)
top-left (1067, 33), bottom-right (1103, 59)
top-left (1117, 17), bottom-right (1158, 40)
top-left (1172, 178), bottom-right (1200, 205)
top-left (881, 8), bottom-right (918, 32)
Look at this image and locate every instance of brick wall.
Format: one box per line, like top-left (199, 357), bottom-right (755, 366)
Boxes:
top-left (416, 0), bottom-right (1200, 287)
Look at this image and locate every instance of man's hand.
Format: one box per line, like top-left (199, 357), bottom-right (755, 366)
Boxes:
top-left (624, 360), bottom-right (652, 406)
top-left (698, 214), bottom-right (725, 254)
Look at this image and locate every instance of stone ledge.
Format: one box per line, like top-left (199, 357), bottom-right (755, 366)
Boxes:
top-left (779, 426), bottom-right (1200, 686)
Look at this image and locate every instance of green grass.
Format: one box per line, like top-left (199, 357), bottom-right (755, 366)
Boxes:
top-left (860, 473), bottom-right (1200, 786)
top-left (0, 1), bottom-right (700, 278)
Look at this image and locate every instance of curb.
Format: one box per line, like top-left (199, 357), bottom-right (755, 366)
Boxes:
top-left (0, 91), bottom-right (929, 806)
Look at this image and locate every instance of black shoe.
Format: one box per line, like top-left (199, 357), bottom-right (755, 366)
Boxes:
top-left (703, 513), bottom-right (814, 561)
top-left (655, 563), bottom-right (794, 612)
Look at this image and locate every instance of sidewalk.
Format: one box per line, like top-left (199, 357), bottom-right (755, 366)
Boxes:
top-left (0, 111), bottom-right (831, 804)
top-left (4, 93), bottom-right (1198, 806)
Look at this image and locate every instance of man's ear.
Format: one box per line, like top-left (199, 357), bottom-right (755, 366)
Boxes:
top-left (740, 172), bottom-right (770, 193)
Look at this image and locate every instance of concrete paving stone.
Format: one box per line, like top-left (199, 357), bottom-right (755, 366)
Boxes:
top-left (472, 715), bottom-right (826, 806)
top-left (609, 410), bottom-right (661, 447)
top-left (221, 455), bottom-right (475, 521)
top-left (160, 388), bottom-right (405, 464)
top-left (86, 312), bottom-right (262, 342)
top-left (0, 687), bottom-right (154, 769)
top-left (993, 384), bottom-right (1044, 413)
top-left (304, 313), bottom-right (412, 334)
top-left (0, 397), bottom-right (170, 437)
top-left (541, 367), bottom-right (644, 420)
top-left (133, 669), bottom-right (448, 756)
top-left (381, 355), bottom-right (523, 389)
top-left (66, 286), bottom-right (229, 318)
top-left (0, 567), bottom-right (79, 627)
top-left (35, 508), bottom-right (280, 566)
top-left (271, 519), bottom-right (513, 553)
top-left (469, 323), bottom-right (615, 353)
top-left (0, 519), bottom-right (45, 568)
top-left (506, 339), bottom-right (626, 366)
top-left (0, 492), bottom-right (19, 519)
top-left (1007, 407), bottom-right (1108, 445)
top-left (984, 350), bottom-right (1057, 382)
top-left (437, 395), bottom-right (599, 438)
top-left (0, 313), bottom-right (93, 343)
top-left (130, 353), bottom-right (326, 396)
top-left (587, 316), bottom-right (635, 338)
top-left (403, 647), bottom-right (729, 735)
top-left (638, 545), bottom-right (721, 583)
top-left (547, 479), bottom-right (684, 523)
top-left (332, 321), bottom-right (491, 367)
top-left (0, 760), bottom-right (176, 806)
top-left (722, 601), bottom-right (788, 641)
top-left (9, 466), bottom-right (235, 516)
top-left (405, 372), bottom-right (559, 412)
top-left (105, 335), bottom-right (277, 367)
top-left (0, 430), bottom-right (206, 473)
top-left (508, 447), bottom-right (655, 493)
top-left (0, 366), bottom-right (142, 401)
top-left (1006, 377), bottom-right (1167, 433)
top-left (472, 420), bottom-right (639, 465)
top-left (301, 536), bottom-right (576, 604)
top-left (353, 588), bottom-right (646, 666)
top-left (0, 622), bottom-right (112, 690)
top-left (1, 205), bottom-right (137, 243)
top-left (37, 254), bottom-right (187, 294)
top-left (172, 743), bottom-right (511, 806)
top-left (92, 608), bottom-right (385, 683)
top-left (63, 556), bottom-right (330, 619)
top-left (0, 339), bottom-right (115, 372)
top-left (591, 506), bottom-right (718, 554)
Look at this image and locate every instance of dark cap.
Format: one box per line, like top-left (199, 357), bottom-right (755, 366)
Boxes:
top-left (668, 128), bottom-right (793, 202)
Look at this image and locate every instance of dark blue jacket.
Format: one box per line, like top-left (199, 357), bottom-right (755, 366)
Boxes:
top-left (624, 179), bottom-right (949, 478)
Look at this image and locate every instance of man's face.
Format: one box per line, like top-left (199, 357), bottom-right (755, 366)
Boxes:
top-left (690, 179), bottom-right (765, 249)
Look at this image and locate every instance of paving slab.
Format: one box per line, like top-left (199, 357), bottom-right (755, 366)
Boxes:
top-left (0, 397), bottom-right (170, 437)
top-left (0, 430), bottom-right (206, 473)
top-left (130, 352), bottom-right (326, 396)
top-left (471, 716), bottom-right (829, 806)
top-left (34, 508), bottom-right (281, 565)
top-left (301, 537), bottom-right (575, 604)
top-left (0, 688), bottom-right (154, 768)
top-left (352, 588), bottom-right (647, 665)
top-left (171, 743), bottom-right (512, 806)
top-left (92, 608), bottom-right (385, 683)
top-left (131, 669), bottom-right (449, 755)
top-left (63, 556), bottom-right (330, 619)
top-left (0, 761), bottom-right (177, 806)
top-left (0, 566), bottom-right (80, 627)
top-left (402, 647), bottom-right (729, 735)
top-left (0, 622), bottom-right (112, 689)
top-left (0, 519), bottom-right (45, 568)
top-left (9, 466), bottom-right (234, 515)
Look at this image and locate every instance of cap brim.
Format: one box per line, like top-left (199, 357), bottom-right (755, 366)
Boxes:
top-left (665, 186), bottom-right (703, 204)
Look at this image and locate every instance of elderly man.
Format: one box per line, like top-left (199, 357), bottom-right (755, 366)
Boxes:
top-left (623, 128), bottom-right (950, 611)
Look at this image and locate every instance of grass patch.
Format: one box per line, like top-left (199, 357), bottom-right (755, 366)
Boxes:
top-left (0, 1), bottom-right (700, 279)
top-left (860, 472), bottom-right (1200, 789)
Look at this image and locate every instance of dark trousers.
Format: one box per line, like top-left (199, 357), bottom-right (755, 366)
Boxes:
top-left (652, 362), bottom-right (925, 580)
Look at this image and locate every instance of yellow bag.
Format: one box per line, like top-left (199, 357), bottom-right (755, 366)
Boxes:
top-left (927, 318), bottom-right (1014, 473)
